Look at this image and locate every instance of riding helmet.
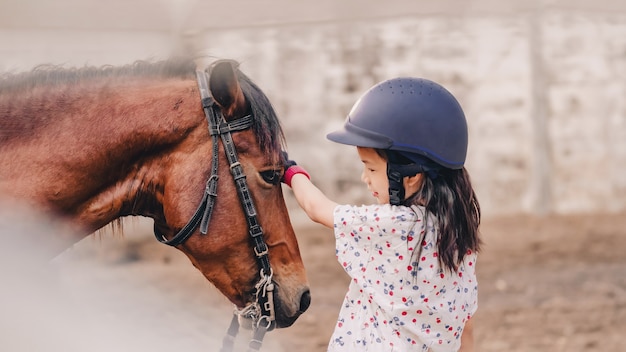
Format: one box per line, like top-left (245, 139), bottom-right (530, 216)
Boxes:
top-left (327, 77), bottom-right (468, 169)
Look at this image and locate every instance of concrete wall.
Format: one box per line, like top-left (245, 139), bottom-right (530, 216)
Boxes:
top-left (192, 11), bottom-right (626, 216)
top-left (2, 9), bottom-right (625, 217)
top-left (0, 28), bottom-right (178, 71)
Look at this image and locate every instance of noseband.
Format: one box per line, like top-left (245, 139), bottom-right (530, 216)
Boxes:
top-left (153, 70), bottom-right (276, 351)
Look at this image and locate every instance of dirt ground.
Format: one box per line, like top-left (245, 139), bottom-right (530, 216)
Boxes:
top-left (278, 212), bottom-right (626, 352)
top-left (14, 211), bottom-right (626, 352)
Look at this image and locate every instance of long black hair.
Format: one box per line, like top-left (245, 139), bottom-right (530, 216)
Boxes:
top-left (379, 149), bottom-right (482, 272)
top-left (411, 167), bottom-right (481, 272)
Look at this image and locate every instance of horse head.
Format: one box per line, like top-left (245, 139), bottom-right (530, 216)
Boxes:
top-left (0, 58), bottom-right (310, 331)
top-left (153, 60), bottom-right (310, 328)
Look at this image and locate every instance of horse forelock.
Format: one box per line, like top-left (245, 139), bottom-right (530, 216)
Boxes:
top-left (236, 70), bottom-right (285, 165)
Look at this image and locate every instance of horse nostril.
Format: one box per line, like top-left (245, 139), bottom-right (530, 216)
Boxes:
top-left (299, 290), bottom-right (311, 313)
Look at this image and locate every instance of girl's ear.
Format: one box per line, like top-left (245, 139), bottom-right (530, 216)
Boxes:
top-left (404, 173), bottom-right (424, 195)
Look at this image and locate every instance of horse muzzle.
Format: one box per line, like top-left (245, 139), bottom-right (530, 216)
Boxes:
top-left (272, 286), bottom-right (311, 328)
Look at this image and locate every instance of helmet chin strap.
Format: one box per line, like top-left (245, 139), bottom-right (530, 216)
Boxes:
top-left (387, 162), bottom-right (439, 206)
top-left (387, 164), bottom-right (406, 206)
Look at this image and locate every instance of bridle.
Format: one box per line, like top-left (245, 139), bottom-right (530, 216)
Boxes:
top-left (153, 69), bottom-right (276, 351)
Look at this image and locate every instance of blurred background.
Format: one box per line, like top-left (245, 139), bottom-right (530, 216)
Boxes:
top-left (2, 0), bottom-right (626, 216)
top-left (1, 1), bottom-right (625, 351)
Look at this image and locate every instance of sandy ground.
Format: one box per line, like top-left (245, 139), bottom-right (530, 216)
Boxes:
top-left (3, 210), bottom-right (626, 352)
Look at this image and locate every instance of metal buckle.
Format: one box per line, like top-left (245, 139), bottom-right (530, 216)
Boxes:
top-left (230, 161), bottom-right (246, 180)
top-left (254, 243), bottom-right (268, 257)
top-left (205, 175), bottom-right (219, 196)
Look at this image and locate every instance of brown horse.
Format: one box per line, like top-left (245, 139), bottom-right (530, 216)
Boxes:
top-left (0, 58), bottom-right (310, 332)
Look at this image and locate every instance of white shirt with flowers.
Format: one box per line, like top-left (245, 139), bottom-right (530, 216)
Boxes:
top-left (328, 204), bottom-right (478, 352)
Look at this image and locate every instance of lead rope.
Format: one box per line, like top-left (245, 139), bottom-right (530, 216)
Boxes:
top-left (220, 268), bottom-right (274, 352)
top-left (219, 319), bottom-right (269, 352)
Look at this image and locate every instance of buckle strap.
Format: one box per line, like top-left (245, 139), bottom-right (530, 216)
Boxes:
top-left (153, 191), bottom-right (207, 246)
top-left (210, 115), bottom-right (254, 136)
top-left (220, 130), bottom-right (272, 272)
top-left (153, 133), bottom-right (219, 245)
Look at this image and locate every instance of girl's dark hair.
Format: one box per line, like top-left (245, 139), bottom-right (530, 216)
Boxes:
top-left (378, 149), bottom-right (481, 272)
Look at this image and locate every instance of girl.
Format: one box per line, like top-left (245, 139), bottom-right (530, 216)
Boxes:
top-left (282, 77), bottom-right (481, 352)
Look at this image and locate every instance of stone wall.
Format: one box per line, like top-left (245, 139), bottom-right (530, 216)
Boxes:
top-left (192, 11), bottom-right (626, 216)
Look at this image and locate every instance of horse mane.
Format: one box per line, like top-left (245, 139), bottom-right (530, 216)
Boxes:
top-left (0, 58), bottom-right (197, 95)
top-left (1, 58), bottom-right (284, 156)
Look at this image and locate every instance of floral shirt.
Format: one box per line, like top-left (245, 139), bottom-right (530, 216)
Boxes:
top-left (328, 204), bottom-right (478, 352)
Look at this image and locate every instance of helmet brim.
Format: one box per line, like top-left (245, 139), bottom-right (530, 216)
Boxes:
top-left (326, 120), bottom-right (393, 149)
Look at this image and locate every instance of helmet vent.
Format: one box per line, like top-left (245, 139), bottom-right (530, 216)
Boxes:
top-left (382, 82), bottom-right (418, 95)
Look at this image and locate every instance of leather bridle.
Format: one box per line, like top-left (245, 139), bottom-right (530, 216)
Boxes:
top-left (153, 70), bottom-right (276, 351)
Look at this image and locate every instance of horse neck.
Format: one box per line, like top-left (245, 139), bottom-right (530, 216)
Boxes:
top-left (0, 77), bottom-right (203, 234)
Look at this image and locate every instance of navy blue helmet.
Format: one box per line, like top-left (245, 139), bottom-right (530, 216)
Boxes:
top-left (327, 77), bottom-right (468, 170)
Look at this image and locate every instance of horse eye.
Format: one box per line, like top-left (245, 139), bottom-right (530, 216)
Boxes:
top-left (260, 169), bottom-right (282, 185)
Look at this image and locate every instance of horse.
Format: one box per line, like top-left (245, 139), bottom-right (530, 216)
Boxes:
top-left (0, 58), bottom-right (310, 348)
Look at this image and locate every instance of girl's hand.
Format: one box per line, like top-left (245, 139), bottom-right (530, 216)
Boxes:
top-left (281, 151), bottom-right (310, 187)
top-left (280, 151), bottom-right (336, 228)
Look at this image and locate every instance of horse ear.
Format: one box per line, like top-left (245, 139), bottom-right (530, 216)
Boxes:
top-left (208, 60), bottom-right (248, 120)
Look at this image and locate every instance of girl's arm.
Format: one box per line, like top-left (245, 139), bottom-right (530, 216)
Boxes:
top-left (289, 173), bottom-right (337, 229)
top-left (459, 319), bottom-right (475, 352)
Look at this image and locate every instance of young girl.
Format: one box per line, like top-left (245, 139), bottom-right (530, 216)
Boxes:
top-left (282, 77), bottom-right (481, 352)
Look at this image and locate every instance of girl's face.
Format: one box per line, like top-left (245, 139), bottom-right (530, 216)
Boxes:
top-left (357, 147), bottom-right (425, 204)
top-left (357, 147), bottom-right (390, 204)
